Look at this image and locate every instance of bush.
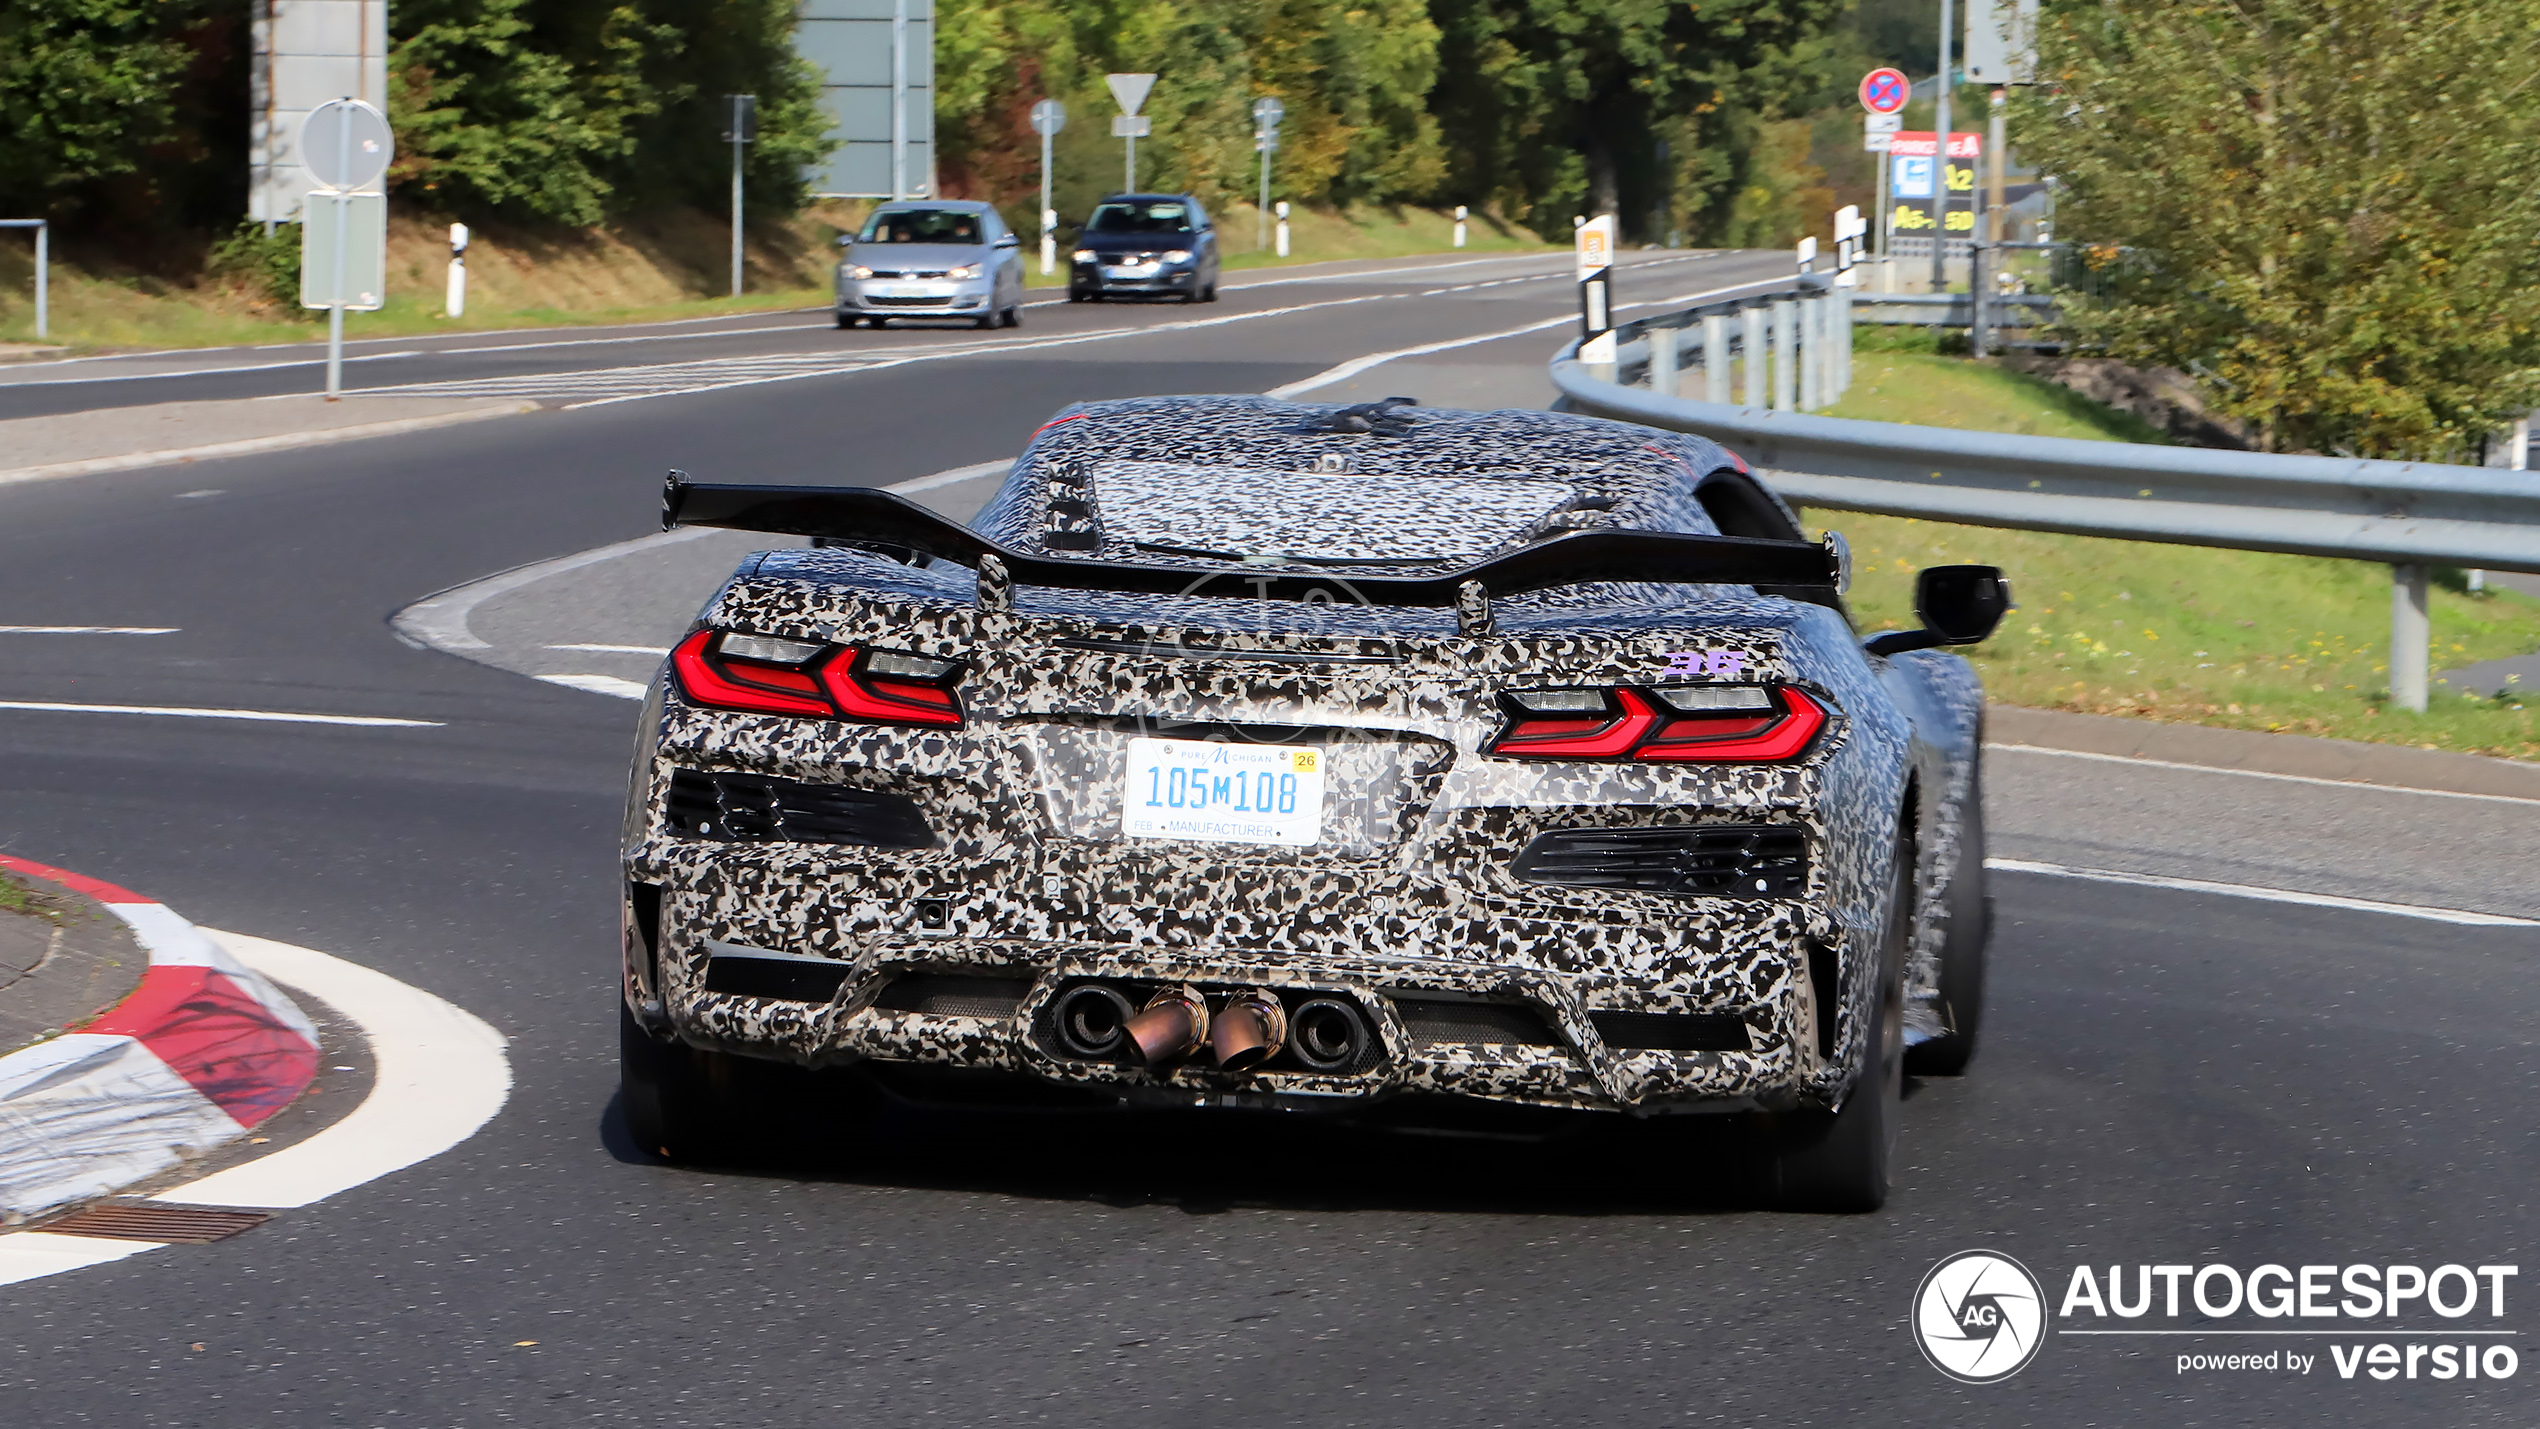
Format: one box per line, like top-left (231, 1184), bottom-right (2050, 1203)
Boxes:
top-left (205, 221), bottom-right (304, 311)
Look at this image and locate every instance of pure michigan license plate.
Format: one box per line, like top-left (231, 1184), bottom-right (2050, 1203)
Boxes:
top-left (1122, 737), bottom-right (1325, 846)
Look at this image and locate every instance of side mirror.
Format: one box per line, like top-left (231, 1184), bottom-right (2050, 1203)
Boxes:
top-left (1863, 565), bottom-right (2012, 656)
top-left (995, 234), bottom-right (1020, 249)
top-left (836, 236), bottom-right (854, 248)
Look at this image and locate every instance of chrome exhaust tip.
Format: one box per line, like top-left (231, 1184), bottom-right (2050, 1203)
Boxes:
top-left (1208, 990), bottom-right (1288, 1071)
top-left (1123, 985), bottom-right (1211, 1066)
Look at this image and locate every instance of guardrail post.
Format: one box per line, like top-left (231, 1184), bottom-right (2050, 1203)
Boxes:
top-left (1648, 321), bottom-right (1677, 397)
top-left (1770, 299), bottom-right (1795, 412)
top-left (1702, 314), bottom-right (1729, 404)
top-left (1798, 296), bottom-right (1822, 412)
top-left (1836, 286), bottom-right (1853, 401)
top-left (1741, 305), bottom-right (1766, 408)
top-left (2390, 564), bottom-right (2430, 713)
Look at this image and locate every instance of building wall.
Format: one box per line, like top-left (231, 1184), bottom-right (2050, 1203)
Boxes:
top-left (250, 0), bottom-right (391, 223)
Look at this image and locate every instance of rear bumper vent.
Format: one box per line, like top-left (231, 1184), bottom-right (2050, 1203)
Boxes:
top-left (1511, 825), bottom-right (1807, 899)
top-left (1393, 996), bottom-right (1564, 1048)
top-left (871, 973), bottom-right (1032, 1019)
top-left (703, 946), bottom-right (851, 1002)
top-left (1590, 1010), bottom-right (1752, 1053)
top-left (666, 769), bottom-right (934, 848)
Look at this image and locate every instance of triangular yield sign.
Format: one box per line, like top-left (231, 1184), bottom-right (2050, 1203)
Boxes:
top-left (1106, 73), bottom-right (1158, 116)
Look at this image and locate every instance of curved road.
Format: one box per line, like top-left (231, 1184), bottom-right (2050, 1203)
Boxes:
top-left (0, 247), bottom-right (2532, 1425)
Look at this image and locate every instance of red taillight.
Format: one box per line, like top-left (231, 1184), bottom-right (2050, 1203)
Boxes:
top-left (1488, 685), bottom-right (1827, 763)
top-left (671, 630), bottom-right (963, 727)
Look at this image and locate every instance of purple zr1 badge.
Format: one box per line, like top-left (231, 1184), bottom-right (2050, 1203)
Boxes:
top-left (1662, 650), bottom-right (1747, 678)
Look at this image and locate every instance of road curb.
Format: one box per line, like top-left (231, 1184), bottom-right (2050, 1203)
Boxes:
top-left (0, 400), bottom-right (539, 488)
top-left (0, 856), bottom-right (318, 1221)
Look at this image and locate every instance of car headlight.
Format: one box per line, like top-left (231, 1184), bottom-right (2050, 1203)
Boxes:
top-left (1072, 249), bottom-right (1097, 263)
top-left (845, 265), bottom-right (873, 280)
top-left (1159, 250), bottom-right (1192, 265)
top-left (947, 264), bottom-right (982, 280)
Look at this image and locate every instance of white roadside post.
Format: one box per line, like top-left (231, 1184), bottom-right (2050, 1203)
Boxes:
top-left (297, 98), bottom-right (391, 401)
top-left (0, 220), bottom-right (44, 338)
top-left (1252, 97), bottom-right (1284, 250)
top-left (1833, 205), bottom-right (1865, 400)
top-left (1770, 297), bottom-right (1797, 412)
top-left (1648, 318), bottom-right (1677, 396)
top-left (1031, 100), bottom-right (1066, 275)
top-left (1741, 304), bottom-right (1767, 407)
top-left (1106, 73), bottom-right (1157, 192)
top-left (444, 223), bottom-right (468, 318)
top-left (725, 95), bottom-right (756, 298)
top-left (2473, 415), bottom-right (2530, 594)
top-left (1575, 214), bottom-right (1617, 378)
top-left (1275, 200), bottom-right (1290, 258)
top-left (1453, 204), bottom-right (1468, 249)
top-left (1793, 238), bottom-right (1819, 411)
top-left (2392, 566), bottom-right (2431, 713)
top-left (1703, 313), bottom-right (1730, 403)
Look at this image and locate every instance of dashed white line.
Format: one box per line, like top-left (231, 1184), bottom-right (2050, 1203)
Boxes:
top-left (0, 700), bottom-right (439, 727)
top-left (536, 673), bottom-right (650, 699)
top-left (1986, 858), bottom-right (2538, 927)
top-left (547, 642), bottom-right (670, 656)
top-left (0, 626), bottom-right (178, 635)
top-left (1988, 742), bottom-right (2540, 809)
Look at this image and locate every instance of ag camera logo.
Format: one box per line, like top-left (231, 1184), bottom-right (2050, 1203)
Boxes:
top-left (1914, 1250), bottom-right (2048, 1383)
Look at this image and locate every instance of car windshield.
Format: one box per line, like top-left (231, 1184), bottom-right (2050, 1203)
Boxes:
top-left (1086, 202), bottom-right (1193, 235)
top-left (858, 209), bottom-right (984, 244)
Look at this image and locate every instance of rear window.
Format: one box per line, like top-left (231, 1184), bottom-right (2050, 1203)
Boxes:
top-left (1087, 202), bottom-right (1192, 235)
top-left (858, 209), bottom-right (984, 244)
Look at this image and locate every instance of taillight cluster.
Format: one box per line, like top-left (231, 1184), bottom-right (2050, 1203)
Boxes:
top-left (1488, 685), bottom-right (1827, 762)
top-left (670, 630), bottom-right (963, 727)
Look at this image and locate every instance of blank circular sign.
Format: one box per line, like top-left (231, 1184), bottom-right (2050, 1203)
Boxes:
top-left (301, 99), bottom-right (394, 191)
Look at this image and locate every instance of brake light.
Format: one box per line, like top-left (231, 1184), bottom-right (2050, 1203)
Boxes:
top-left (1488, 685), bottom-right (1827, 763)
top-left (671, 630), bottom-right (963, 727)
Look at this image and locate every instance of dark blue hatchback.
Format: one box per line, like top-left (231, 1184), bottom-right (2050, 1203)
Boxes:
top-left (1067, 193), bottom-right (1221, 303)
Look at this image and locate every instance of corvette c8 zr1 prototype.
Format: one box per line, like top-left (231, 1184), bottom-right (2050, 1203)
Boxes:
top-left (618, 395), bottom-right (2008, 1211)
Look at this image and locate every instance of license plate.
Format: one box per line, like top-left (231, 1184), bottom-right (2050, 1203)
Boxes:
top-left (1106, 264), bottom-right (1157, 277)
top-left (1122, 737), bottom-right (1325, 846)
top-left (883, 283), bottom-right (932, 298)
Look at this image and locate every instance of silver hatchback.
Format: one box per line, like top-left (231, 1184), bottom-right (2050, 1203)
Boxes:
top-left (835, 201), bottom-right (1026, 330)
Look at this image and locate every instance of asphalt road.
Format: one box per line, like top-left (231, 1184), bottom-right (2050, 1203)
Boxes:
top-left (0, 247), bottom-right (2533, 1426)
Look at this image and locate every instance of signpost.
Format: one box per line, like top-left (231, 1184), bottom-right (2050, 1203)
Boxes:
top-left (1575, 214), bottom-right (1617, 367)
top-left (297, 98), bottom-right (391, 399)
top-left (1252, 96), bottom-right (1284, 250)
top-left (1860, 66), bottom-right (1910, 288)
top-left (446, 223), bottom-right (469, 318)
top-left (1106, 73), bottom-right (1157, 192)
top-left (725, 95), bottom-right (757, 298)
top-left (1031, 99), bottom-right (1066, 274)
top-left (1931, 0), bottom-right (1955, 289)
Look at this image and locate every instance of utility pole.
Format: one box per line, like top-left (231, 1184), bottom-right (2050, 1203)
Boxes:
top-left (1031, 100), bottom-right (1066, 275)
top-left (1931, 0), bottom-right (1954, 292)
top-left (1976, 86), bottom-right (2007, 356)
top-left (726, 95), bottom-right (757, 298)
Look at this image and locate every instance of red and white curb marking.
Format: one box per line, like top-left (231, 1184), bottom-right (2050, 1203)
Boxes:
top-left (0, 856), bottom-right (318, 1220)
top-left (0, 862), bottom-right (511, 1288)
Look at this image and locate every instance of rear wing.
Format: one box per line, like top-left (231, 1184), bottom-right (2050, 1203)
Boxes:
top-left (663, 474), bottom-right (1842, 612)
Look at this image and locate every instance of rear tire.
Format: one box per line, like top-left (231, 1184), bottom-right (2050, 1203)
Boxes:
top-left (1001, 304), bottom-right (1021, 328)
top-left (620, 1000), bottom-right (741, 1163)
top-left (1907, 759), bottom-right (1990, 1076)
top-left (834, 309), bottom-right (853, 329)
top-left (869, 315), bottom-right (890, 329)
top-left (1770, 845), bottom-right (1908, 1213)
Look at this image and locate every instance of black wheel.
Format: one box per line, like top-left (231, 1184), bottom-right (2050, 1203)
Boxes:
top-left (1203, 280), bottom-right (1219, 303)
top-left (869, 315), bottom-right (890, 329)
top-left (975, 312), bottom-right (996, 329)
top-left (1907, 758), bottom-right (1990, 1076)
top-left (834, 309), bottom-right (853, 329)
top-left (620, 1000), bottom-right (743, 1163)
top-left (1001, 304), bottom-right (1021, 328)
top-left (1770, 842), bottom-right (1908, 1213)
top-left (1068, 288), bottom-right (1087, 303)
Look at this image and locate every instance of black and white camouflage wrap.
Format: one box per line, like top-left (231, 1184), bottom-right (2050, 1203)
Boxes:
top-left (621, 396), bottom-right (1986, 1118)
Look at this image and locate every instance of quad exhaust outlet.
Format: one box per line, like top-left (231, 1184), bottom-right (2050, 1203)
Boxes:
top-left (1049, 980), bottom-right (1375, 1073)
top-left (1122, 986), bottom-right (1211, 1065)
top-left (1207, 990), bottom-right (1287, 1071)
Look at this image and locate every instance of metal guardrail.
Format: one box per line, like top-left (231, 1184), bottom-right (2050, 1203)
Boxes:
top-left (1555, 301), bottom-right (2540, 712)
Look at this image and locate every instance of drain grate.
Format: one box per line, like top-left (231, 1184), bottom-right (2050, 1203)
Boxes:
top-left (41, 1204), bottom-right (271, 1243)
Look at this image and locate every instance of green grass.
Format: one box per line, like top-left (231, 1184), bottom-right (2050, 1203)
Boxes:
top-left (1814, 353), bottom-right (2540, 762)
top-left (0, 873), bottom-right (59, 924)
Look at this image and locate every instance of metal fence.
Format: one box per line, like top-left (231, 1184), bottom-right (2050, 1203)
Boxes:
top-left (1556, 290), bottom-right (2540, 712)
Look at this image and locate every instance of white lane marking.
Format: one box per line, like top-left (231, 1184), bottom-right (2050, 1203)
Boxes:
top-left (158, 930), bottom-right (511, 1211)
top-left (0, 700), bottom-right (438, 727)
top-left (0, 626), bottom-right (178, 635)
top-left (1266, 271), bottom-right (1792, 398)
top-left (537, 673), bottom-right (649, 699)
top-left (1989, 741), bottom-right (2540, 810)
top-left (0, 1232), bottom-right (167, 1284)
top-left (393, 526), bottom-right (721, 652)
top-left (0, 351), bottom-right (429, 388)
top-left (1986, 858), bottom-right (2540, 927)
top-left (889, 457), bottom-right (1011, 494)
top-left (548, 642), bottom-right (669, 655)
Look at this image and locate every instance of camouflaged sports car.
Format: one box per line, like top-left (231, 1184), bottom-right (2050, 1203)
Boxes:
top-left (617, 394), bottom-right (2008, 1210)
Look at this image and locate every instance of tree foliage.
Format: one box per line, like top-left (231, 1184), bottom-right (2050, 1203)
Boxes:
top-left (0, 0), bottom-right (242, 233)
top-left (2017, 0), bottom-right (2540, 458)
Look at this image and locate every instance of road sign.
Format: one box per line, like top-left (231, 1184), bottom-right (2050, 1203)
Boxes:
top-left (723, 94), bottom-right (758, 143)
top-left (301, 191), bottom-right (386, 309)
top-left (300, 98), bottom-right (392, 192)
top-left (1106, 73), bottom-right (1157, 116)
top-left (1031, 99), bottom-right (1066, 136)
top-left (1859, 68), bottom-right (1910, 116)
top-left (1867, 113), bottom-right (1902, 134)
top-left (1111, 116), bottom-right (1151, 138)
top-left (1965, 0), bottom-right (2040, 85)
top-left (1252, 97), bottom-right (1284, 128)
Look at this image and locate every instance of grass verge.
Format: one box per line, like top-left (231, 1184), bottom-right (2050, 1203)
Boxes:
top-left (1820, 349), bottom-right (2540, 762)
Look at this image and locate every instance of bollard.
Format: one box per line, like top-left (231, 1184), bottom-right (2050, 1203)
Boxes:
top-left (1703, 314), bottom-right (1729, 405)
top-left (1798, 296), bottom-right (1822, 412)
top-left (1741, 305), bottom-right (1767, 408)
top-left (1770, 299), bottom-right (1796, 413)
top-left (2390, 564), bottom-right (2430, 713)
top-left (1648, 321), bottom-right (1677, 397)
